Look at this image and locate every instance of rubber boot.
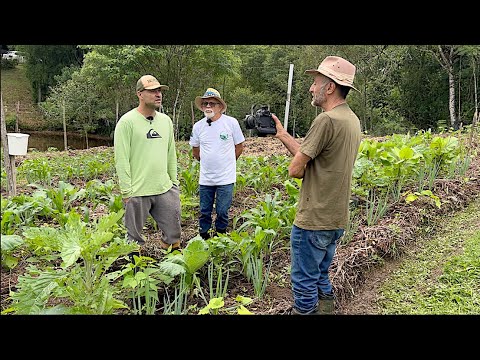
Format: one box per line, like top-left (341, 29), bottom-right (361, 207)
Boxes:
top-left (216, 228), bottom-right (227, 236)
top-left (317, 293), bottom-right (335, 315)
top-left (200, 232), bottom-right (211, 240)
top-left (289, 305), bottom-right (320, 315)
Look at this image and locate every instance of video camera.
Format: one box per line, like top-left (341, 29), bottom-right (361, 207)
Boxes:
top-left (243, 104), bottom-right (276, 136)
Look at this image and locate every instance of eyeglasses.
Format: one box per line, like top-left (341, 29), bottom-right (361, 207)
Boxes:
top-left (201, 101), bottom-right (220, 107)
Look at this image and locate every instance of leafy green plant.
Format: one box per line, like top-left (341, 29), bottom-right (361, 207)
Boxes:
top-left (1, 192), bottom-right (53, 234)
top-left (158, 238), bottom-right (211, 296)
top-left (163, 273), bottom-right (191, 315)
top-left (341, 208), bottom-right (362, 245)
top-left (235, 192), bottom-right (286, 235)
top-left (123, 264), bottom-right (161, 315)
top-left (179, 162), bottom-right (199, 198)
top-left (34, 181), bottom-right (87, 225)
top-left (365, 189), bottom-right (390, 226)
top-left (5, 210), bottom-right (138, 314)
top-left (207, 261), bottom-right (229, 300)
top-left (405, 190), bottom-right (441, 208)
top-left (1, 234), bottom-right (24, 269)
top-left (198, 295), bottom-right (253, 315)
top-left (179, 193), bottom-right (199, 221)
top-left (247, 251), bottom-right (271, 299)
top-left (20, 158), bottom-right (53, 185)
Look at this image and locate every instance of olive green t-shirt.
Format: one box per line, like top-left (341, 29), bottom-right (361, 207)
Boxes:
top-left (294, 103), bottom-right (361, 230)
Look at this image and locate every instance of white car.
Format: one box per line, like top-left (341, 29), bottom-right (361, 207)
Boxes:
top-left (2, 51), bottom-right (25, 62)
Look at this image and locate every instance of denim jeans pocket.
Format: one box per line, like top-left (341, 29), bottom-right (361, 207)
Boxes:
top-left (310, 230), bottom-right (336, 250)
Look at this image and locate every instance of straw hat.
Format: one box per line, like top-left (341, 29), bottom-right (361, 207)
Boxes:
top-left (305, 56), bottom-right (359, 92)
top-left (194, 88), bottom-right (227, 113)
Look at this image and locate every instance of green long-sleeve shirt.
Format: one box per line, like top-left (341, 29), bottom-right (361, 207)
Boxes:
top-left (114, 108), bottom-right (179, 198)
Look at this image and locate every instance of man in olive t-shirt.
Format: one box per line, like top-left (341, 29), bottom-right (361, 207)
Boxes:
top-left (272, 56), bottom-right (362, 315)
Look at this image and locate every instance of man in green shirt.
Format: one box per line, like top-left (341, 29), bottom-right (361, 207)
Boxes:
top-left (272, 56), bottom-right (362, 315)
top-left (114, 75), bottom-right (181, 252)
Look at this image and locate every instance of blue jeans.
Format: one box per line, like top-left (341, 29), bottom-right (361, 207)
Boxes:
top-left (199, 183), bottom-right (234, 234)
top-left (290, 225), bottom-right (344, 313)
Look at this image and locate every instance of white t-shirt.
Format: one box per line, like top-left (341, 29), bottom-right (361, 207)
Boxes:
top-left (189, 114), bottom-right (245, 186)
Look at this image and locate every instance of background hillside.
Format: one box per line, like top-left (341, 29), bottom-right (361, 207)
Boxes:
top-left (1, 64), bottom-right (47, 131)
top-left (5, 45), bottom-right (478, 142)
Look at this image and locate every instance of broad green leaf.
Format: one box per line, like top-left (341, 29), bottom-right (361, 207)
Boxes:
top-left (237, 305), bottom-right (253, 314)
top-left (208, 297), bottom-right (224, 309)
top-left (1, 234), bottom-right (24, 251)
top-left (183, 238), bottom-right (210, 274)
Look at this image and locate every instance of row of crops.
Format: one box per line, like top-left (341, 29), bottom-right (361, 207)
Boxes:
top-left (1, 129), bottom-right (477, 314)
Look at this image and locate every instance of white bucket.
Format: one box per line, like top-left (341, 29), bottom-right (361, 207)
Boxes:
top-left (7, 133), bottom-right (30, 155)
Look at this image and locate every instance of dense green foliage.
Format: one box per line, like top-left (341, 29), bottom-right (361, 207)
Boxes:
top-left (7, 45), bottom-right (480, 139)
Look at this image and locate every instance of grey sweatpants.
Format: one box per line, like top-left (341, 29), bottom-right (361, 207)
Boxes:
top-left (124, 185), bottom-right (181, 245)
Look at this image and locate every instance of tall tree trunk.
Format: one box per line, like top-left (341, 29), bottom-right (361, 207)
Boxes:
top-left (436, 46), bottom-right (459, 129)
top-left (448, 69), bottom-right (457, 128)
top-left (440, 46), bottom-right (458, 129)
top-left (469, 61), bottom-right (478, 151)
top-left (173, 77), bottom-right (182, 141)
top-left (191, 101), bottom-right (195, 126)
top-left (37, 84), bottom-right (41, 105)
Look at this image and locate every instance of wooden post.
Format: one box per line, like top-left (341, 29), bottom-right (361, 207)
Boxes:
top-left (284, 63), bottom-right (294, 131)
top-left (63, 98), bottom-right (68, 151)
top-left (9, 155), bottom-right (17, 196)
top-left (15, 101), bottom-right (20, 132)
top-left (1, 92), bottom-right (16, 197)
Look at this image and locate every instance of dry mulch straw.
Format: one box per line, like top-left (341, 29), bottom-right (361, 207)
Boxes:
top-left (331, 159), bottom-right (480, 304)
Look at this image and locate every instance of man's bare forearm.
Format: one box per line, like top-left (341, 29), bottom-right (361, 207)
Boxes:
top-left (276, 131), bottom-right (300, 156)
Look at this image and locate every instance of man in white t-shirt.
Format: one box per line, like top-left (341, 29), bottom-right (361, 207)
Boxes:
top-left (189, 88), bottom-right (245, 239)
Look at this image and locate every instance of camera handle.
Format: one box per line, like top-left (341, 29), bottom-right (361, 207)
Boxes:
top-left (250, 104), bottom-right (270, 115)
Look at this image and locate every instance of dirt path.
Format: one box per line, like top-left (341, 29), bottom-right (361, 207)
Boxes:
top-left (337, 197), bottom-right (480, 315)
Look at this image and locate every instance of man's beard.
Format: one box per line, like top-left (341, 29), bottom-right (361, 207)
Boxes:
top-left (311, 91), bottom-right (327, 107)
top-left (204, 111), bottom-right (215, 119)
top-left (311, 83), bottom-right (328, 107)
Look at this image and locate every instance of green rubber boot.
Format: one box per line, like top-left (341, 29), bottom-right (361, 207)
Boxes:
top-left (317, 293), bottom-right (335, 315)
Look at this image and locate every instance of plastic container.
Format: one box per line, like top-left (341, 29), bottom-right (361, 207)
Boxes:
top-left (7, 133), bottom-right (30, 155)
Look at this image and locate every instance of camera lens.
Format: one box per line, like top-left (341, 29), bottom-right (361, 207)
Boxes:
top-left (244, 115), bottom-right (256, 129)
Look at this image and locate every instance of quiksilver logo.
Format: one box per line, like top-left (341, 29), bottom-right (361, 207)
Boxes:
top-left (147, 129), bottom-right (161, 138)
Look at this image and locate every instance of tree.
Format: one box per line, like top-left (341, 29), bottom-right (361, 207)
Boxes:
top-left (427, 45), bottom-right (462, 129)
top-left (16, 45), bottom-right (84, 103)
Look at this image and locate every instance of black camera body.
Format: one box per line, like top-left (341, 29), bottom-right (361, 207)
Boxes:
top-left (243, 104), bottom-right (276, 136)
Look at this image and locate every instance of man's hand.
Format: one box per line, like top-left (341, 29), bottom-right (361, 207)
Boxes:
top-left (270, 113), bottom-right (300, 156)
top-left (271, 113), bottom-right (288, 139)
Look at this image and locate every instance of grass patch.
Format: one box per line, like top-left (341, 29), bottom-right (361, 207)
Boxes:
top-left (378, 198), bottom-right (480, 314)
top-left (1, 64), bottom-right (47, 130)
